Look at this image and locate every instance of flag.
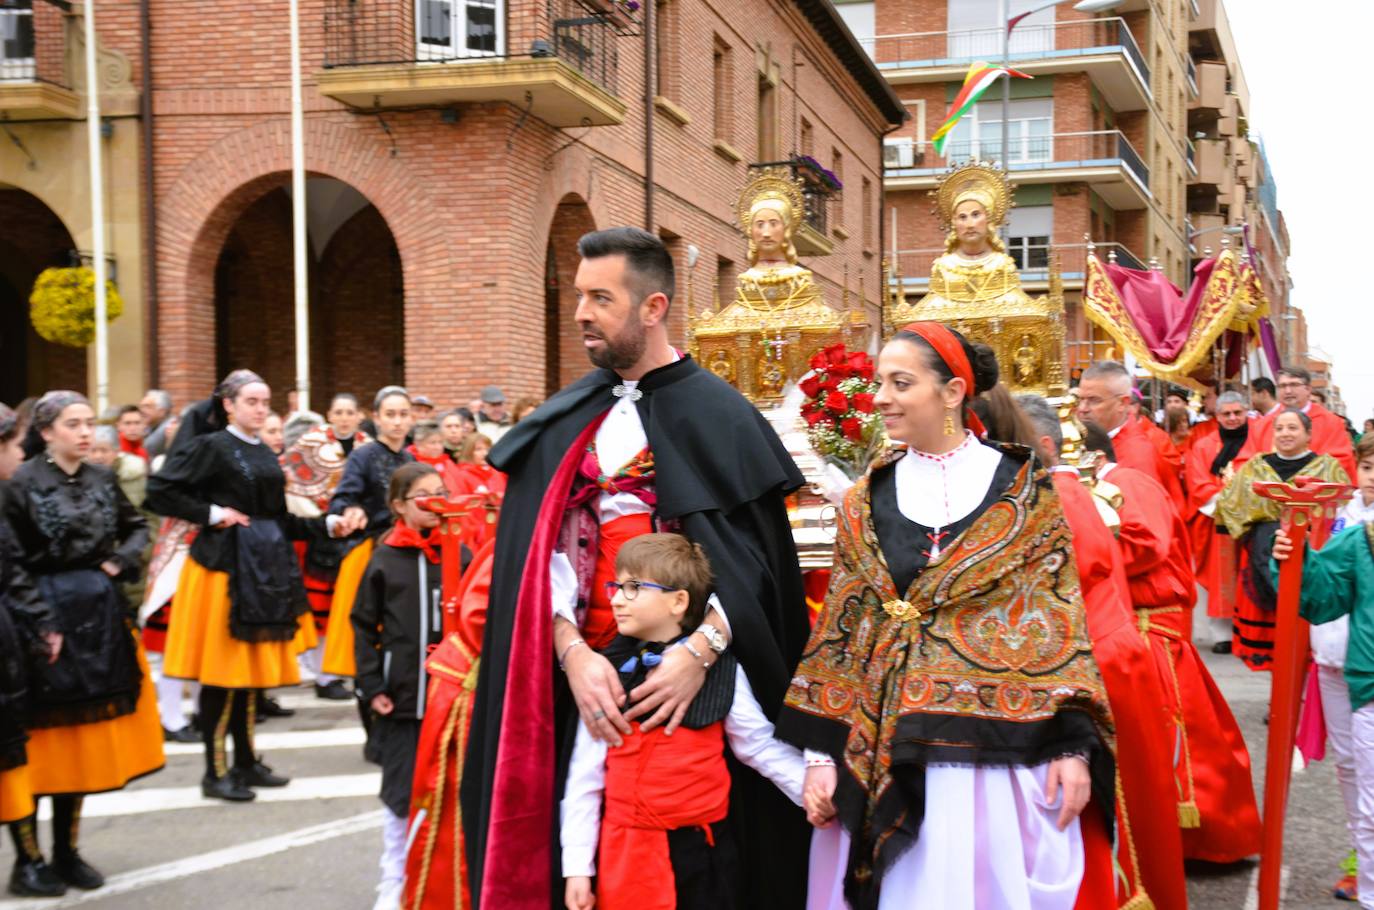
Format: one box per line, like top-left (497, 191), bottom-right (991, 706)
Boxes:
top-left (931, 61), bottom-right (1032, 156)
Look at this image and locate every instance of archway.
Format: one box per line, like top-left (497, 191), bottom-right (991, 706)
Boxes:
top-left (0, 189), bottom-right (86, 404)
top-left (212, 177), bottom-right (404, 410)
top-left (544, 195), bottom-right (597, 393)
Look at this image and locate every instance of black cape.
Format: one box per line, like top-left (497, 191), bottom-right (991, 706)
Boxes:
top-left (461, 355), bottom-right (812, 909)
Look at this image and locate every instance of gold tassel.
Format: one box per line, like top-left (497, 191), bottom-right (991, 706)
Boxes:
top-left (943, 412), bottom-right (956, 436)
top-left (1177, 801), bottom-right (1201, 828)
top-left (1120, 892), bottom-right (1156, 910)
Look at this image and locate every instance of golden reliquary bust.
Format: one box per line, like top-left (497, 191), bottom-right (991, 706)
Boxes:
top-left (887, 161), bottom-right (1067, 396)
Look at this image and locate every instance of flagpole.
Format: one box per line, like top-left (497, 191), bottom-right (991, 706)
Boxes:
top-left (289, 0), bottom-right (310, 414)
top-left (1000, 0), bottom-right (1009, 168)
top-left (83, 0), bottom-right (108, 413)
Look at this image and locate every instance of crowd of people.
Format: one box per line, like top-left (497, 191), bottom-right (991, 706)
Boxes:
top-left (1, 225), bottom-right (1372, 910)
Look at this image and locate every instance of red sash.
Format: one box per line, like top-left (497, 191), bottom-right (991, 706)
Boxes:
top-left (584, 513), bottom-right (654, 649)
top-left (597, 722), bottom-right (731, 910)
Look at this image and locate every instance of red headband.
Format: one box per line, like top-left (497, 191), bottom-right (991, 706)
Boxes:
top-left (898, 321), bottom-right (987, 439)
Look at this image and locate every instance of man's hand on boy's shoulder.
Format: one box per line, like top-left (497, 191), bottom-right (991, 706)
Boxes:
top-left (565, 876), bottom-right (595, 910)
top-left (565, 645), bottom-right (631, 746)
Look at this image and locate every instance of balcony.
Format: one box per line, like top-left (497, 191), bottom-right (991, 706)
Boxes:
top-left (891, 241), bottom-right (1145, 293)
top-left (863, 17), bottom-right (1150, 112)
top-left (885, 131), bottom-right (1149, 210)
top-left (1189, 60), bottom-right (1226, 115)
top-left (748, 156), bottom-right (839, 256)
top-left (316, 0), bottom-right (626, 127)
top-left (0, 0), bottom-right (80, 119)
top-left (1190, 138), bottom-right (1231, 192)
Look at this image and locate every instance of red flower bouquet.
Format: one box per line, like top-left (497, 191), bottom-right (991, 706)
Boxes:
top-left (799, 343), bottom-right (884, 478)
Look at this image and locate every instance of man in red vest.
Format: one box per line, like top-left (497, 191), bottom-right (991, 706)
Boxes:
top-left (1235, 365), bottom-right (1355, 480)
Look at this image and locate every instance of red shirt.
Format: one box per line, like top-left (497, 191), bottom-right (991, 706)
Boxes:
top-left (119, 435), bottom-right (148, 463)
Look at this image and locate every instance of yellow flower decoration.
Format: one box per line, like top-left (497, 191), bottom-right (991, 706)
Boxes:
top-left (29, 267), bottom-right (124, 348)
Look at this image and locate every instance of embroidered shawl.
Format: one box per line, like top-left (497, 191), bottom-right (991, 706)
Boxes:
top-left (1215, 452), bottom-right (1348, 540)
top-left (776, 445), bottom-right (1115, 910)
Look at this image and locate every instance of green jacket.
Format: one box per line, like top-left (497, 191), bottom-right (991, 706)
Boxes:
top-left (1292, 524), bottom-right (1374, 711)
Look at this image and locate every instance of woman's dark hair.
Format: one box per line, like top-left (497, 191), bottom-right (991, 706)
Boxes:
top-left (1275, 407), bottom-right (1313, 434)
top-left (1165, 408), bottom-right (1190, 437)
top-left (891, 325), bottom-right (999, 404)
top-left (373, 385), bottom-right (410, 412)
top-left (458, 433), bottom-right (493, 463)
top-left (577, 227), bottom-right (675, 309)
top-left (329, 393), bottom-right (359, 410)
top-left (387, 462), bottom-right (440, 518)
top-left (0, 402), bottom-right (20, 444)
top-left (975, 383), bottom-right (1039, 447)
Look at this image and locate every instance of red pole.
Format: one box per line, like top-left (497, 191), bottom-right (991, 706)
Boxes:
top-left (1251, 476), bottom-right (1351, 910)
top-left (417, 493), bottom-right (494, 638)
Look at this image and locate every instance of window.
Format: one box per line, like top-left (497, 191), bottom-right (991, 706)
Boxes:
top-left (655, 0), bottom-right (678, 101)
top-left (942, 98), bottom-right (1052, 165)
top-left (1005, 205), bottom-right (1052, 270)
top-left (862, 176), bottom-right (873, 250)
top-left (832, 148), bottom-right (845, 224)
top-left (0, 1), bottom-right (35, 80)
top-left (757, 72), bottom-right (778, 160)
top-left (716, 256), bottom-right (735, 309)
top-left (947, 0), bottom-right (1053, 57)
top-left (799, 117), bottom-right (814, 158)
top-left (417, 0), bottom-right (501, 60)
top-left (712, 36), bottom-right (732, 142)
top-left (834, 1), bottom-right (875, 57)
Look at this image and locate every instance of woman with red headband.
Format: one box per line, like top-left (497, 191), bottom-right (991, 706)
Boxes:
top-left (777, 323), bottom-right (1117, 910)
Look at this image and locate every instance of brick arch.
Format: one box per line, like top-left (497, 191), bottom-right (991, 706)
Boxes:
top-left (544, 193), bottom-right (598, 392)
top-left (157, 117), bottom-right (449, 404)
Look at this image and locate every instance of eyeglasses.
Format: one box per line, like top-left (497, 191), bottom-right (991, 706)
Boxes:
top-left (604, 580), bottom-right (679, 600)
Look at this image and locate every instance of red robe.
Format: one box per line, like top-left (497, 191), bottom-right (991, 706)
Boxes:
top-left (1185, 425), bottom-right (1228, 617)
top-left (1233, 400), bottom-right (1355, 481)
top-left (1105, 463), bottom-right (1262, 863)
top-left (1113, 417), bottom-right (1186, 512)
top-left (1052, 470), bottom-right (1187, 910)
top-left (446, 464), bottom-right (506, 550)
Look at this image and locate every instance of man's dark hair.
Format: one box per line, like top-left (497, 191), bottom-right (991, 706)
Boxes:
top-left (577, 227), bottom-right (675, 309)
top-left (1250, 376), bottom-right (1276, 397)
top-left (329, 393), bottom-right (359, 409)
top-left (1080, 421), bottom-right (1117, 462)
top-left (118, 404), bottom-right (141, 418)
top-left (1278, 365), bottom-right (1311, 386)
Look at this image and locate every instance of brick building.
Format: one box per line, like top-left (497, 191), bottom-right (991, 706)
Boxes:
top-left (837, 0), bottom-right (1298, 380)
top-left (0, 0), bottom-right (904, 409)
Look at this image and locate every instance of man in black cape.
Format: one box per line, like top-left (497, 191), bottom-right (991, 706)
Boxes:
top-left (459, 227), bottom-right (812, 909)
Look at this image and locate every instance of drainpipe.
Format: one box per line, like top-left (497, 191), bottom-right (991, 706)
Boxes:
top-left (642, 0), bottom-right (654, 230)
top-left (139, 0), bottom-right (157, 385)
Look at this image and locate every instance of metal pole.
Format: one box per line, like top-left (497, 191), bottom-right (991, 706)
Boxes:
top-left (1000, 0), bottom-right (1009, 168)
top-left (83, 0), bottom-right (108, 413)
top-left (289, 0), bottom-right (310, 413)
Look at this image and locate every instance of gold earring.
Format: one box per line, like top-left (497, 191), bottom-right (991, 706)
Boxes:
top-left (943, 411), bottom-right (956, 436)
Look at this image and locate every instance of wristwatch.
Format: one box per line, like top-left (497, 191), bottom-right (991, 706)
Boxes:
top-left (695, 624), bottom-right (728, 655)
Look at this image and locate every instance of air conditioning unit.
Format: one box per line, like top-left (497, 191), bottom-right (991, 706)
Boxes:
top-left (883, 139), bottom-right (915, 168)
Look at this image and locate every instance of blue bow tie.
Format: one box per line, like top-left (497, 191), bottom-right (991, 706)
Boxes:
top-left (619, 651), bottom-right (663, 674)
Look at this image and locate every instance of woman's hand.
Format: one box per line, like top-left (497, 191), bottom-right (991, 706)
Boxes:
top-left (1045, 756), bottom-right (1092, 830)
top-left (370, 693), bottom-right (394, 716)
top-left (1272, 528), bottom-right (1294, 562)
top-left (215, 507), bottom-right (251, 529)
top-left (100, 560), bottom-right (121, 578)
top-left (564, 876), bottom-right (595, 910)
top-left (625, 646), bottom-right (708, 734)
top-left (564, 645), bottom-right (631, 746)
top-left (342, 506), bottom-right (368, 534)
top-left (42, 631), bottom-right (62, 664)
top-left (803, 764), bottom-right (838, 828)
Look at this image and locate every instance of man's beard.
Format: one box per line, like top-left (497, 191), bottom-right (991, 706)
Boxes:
top-left (584, 310), bottom-right (647, 372)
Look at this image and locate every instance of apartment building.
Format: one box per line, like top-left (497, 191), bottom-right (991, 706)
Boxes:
top-left (840, 0), bottom-right (1295, 379)
top-left (0, 0), bottom-right (904, 407)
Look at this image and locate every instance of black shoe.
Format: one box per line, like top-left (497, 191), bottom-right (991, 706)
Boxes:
top-left (52, 851), bottom-right (103, 890)
top-left (201, 774), bottom-right (256, 802)
top-left (1211, 640), bottom-right (1232, 654)
top-left (257, 693), bottom-right (295, 718)
top-left (8, 859), bottom-right (66, 897)
top-left (232, 760), bottom-right (290, 788)
top-left (314, 680), bottom-right (352, 701)
top-left (163, 725), bottom-right (200, 743)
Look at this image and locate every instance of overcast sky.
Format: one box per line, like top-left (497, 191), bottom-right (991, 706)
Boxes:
top-left (1226, 5), bottom-right (1374, 422)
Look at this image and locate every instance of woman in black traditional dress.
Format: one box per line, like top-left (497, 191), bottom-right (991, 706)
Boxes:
top-left (3, 392), bottom-right (161, 895)
top-left (145, 371), bottom-right (357, 802)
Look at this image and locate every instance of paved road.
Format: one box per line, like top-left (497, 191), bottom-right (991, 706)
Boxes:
top-left (0, 611), bottom-right (1355, 908)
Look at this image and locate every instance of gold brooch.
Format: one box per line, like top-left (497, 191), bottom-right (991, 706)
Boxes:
top-left (882, 599), bottom-right (922, 622)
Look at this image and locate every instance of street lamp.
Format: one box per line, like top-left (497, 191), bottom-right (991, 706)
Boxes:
top-left (1000, 0), bottom-right (1121, 168)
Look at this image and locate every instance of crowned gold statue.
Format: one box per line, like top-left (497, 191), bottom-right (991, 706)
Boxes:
top-left (689, 167), bottom-right (862, 403)
top-left (886, 161), bottom-right (1067, 396)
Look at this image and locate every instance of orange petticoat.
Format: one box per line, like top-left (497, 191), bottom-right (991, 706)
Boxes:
top-left (26, 636), bottom-right (165, 796)
top-left (0, 764), bottom-right (35, 823)
top-left (163, 557), bottom-right (307, 689)
top-left (321, 537), bottom-right (374, 677)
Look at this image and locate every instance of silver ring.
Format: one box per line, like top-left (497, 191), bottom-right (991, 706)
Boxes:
top-left (592, 710), bottom-right (606, 720)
